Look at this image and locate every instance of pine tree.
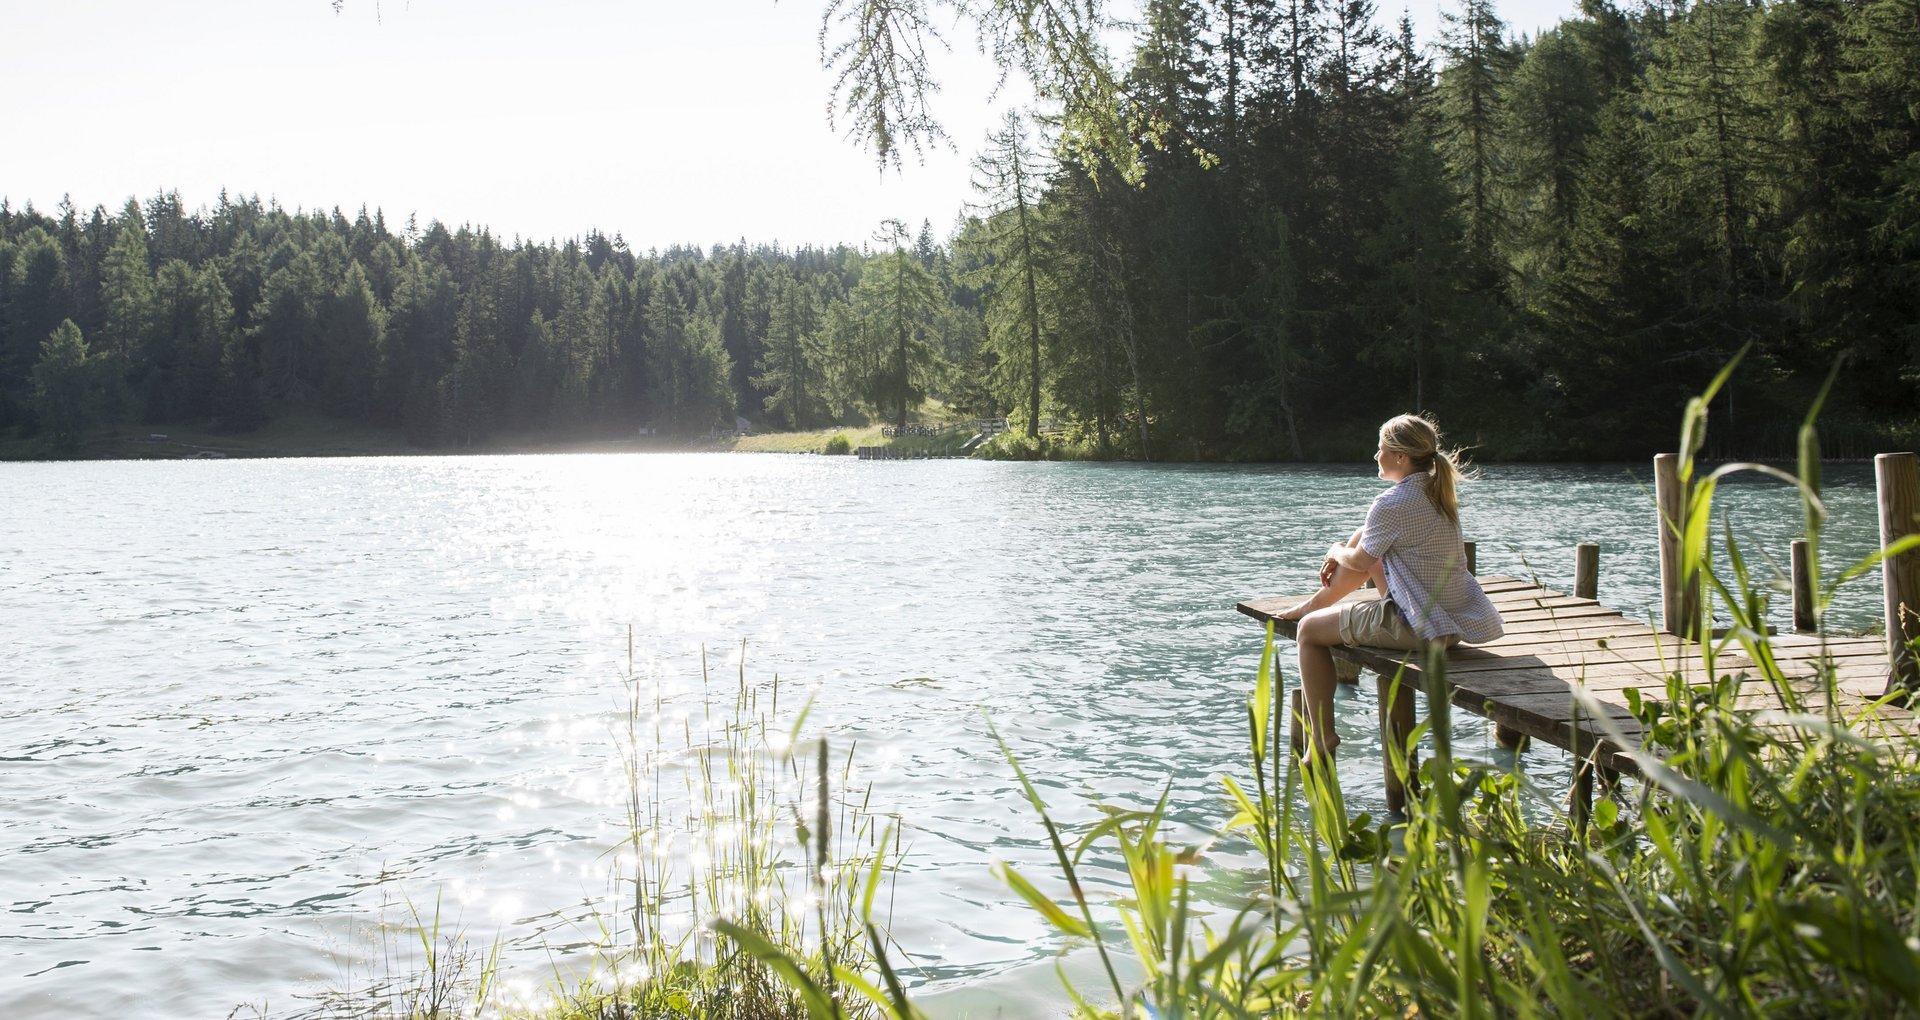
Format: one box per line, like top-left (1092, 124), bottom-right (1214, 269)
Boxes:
top-left (1360, 137), bottom-right (1470, 412)
top-left (4, 228), bottom-right (69, 395)
top-left (32, 319), bottom-right (100, 444)
top-left (1438, 0), bottom-right (1515, 289)
top-left (1502, 25), bottom-right (1606, 300)
top-left (968, 111), bottom-right (1054, 437)
top-left (753, 268), bottom-right (827, 429)
top-left (839, 223), bottom-right (944, 428)
top-left (249, 251), bottom-right (325, 402)
top-left (320, 261), bottom-right (384, 419)
top-left (1541, 97), bottom-right (1697, 452)
top-left (647, 282), bottom-right (735, 435)
top-left (1646, 0), bottom-right (1766, 294)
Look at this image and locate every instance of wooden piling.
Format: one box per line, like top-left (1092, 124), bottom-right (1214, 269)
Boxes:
top-left (1877, 453), bottom-right (1920, 695)
top-left (1333, 658), bottom-right (1363, 685)
top-left (1463, 540), bottom-right (1477, 576)
top-left (1572, 759), bottom-right (1595, 834)
top-left (1655, 454), bottom-right (1700, 639)
top-left (1790, 539), bottom-right (1816, 634)
top-left (1380, 673), bottom-right (1419, 813)
top-left (1574, 542), bottom-right (1600, 600)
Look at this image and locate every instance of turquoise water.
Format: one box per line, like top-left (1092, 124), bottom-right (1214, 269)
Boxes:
top-left (0, 455), bottom-right (1891, 1016)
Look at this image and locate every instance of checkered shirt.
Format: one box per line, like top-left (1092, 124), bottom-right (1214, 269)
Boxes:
top-left (1359, 475), bottom-right (1505, 644)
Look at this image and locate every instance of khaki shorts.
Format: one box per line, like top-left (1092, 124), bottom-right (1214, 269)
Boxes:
top-left (1338, 598), bottom-right (1460, 651)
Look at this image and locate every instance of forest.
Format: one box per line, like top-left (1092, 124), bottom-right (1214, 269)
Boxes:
top-left (3, 0), bottom-right (1917, 460)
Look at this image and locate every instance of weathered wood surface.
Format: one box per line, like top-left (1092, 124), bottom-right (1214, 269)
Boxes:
top-left (1238, 576), bottom-right (1911, 779)
top-left (1655, 454), bottom-right (1701, 639)
top-left (1878, 452), bottom-right (1920, 694)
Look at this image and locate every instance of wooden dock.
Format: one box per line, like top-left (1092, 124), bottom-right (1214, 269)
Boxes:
top-left (1238, 578), bottom-right (1910, 818)
top-left (1235, 450), bottom-right (1920, 821)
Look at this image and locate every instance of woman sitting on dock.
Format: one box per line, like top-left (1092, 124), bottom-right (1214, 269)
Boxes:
top-left (1277, 414), bottom-right (1504, 763)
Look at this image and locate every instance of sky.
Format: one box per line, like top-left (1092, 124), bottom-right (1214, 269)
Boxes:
top-left (4, 0), bottom-right (1579, 252)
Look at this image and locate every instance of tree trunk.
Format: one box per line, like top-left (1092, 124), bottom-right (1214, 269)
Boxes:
top-left (1014, 160), bottom-right (1043, 440)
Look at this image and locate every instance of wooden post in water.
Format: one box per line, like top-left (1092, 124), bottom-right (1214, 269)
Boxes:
top-left (1574, 543), bottom-right (1600, 600)
top-left (1463, 540), bottom-right (1477, 576)
top-left (1877, 453), bottom-right (1920, 696)
top-left (1379, 672), bottom-right (1419, 813)
top-left (1655, 454), bottom-right (1701, 639)
top-left (1333, 657), bottom-right (1363, 685)
top-left (1790, 539), bottom-right (1816, 634)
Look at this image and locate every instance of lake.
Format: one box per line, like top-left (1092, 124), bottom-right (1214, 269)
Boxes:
top-left (0, 454), bottom-right (1892, 1017)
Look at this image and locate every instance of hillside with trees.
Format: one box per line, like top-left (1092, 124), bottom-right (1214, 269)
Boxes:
top-left (4, 0), bottom-right (1917, 460)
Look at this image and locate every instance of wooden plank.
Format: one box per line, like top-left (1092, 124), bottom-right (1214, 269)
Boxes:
top-left (1442, 646), bottom-right (1695, 672)
top-left (1442, 641), bottom-right (1888, 676)
top-left (1476, 631), bottom-right (1690, 654)
top-left (1489, 611), bottom-right (1650, 634)
top-left (1486, 594), bottom-right (1606, 612)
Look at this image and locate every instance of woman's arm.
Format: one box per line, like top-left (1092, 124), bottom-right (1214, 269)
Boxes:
top-left (1319, 524), bottom-right (1370, 584)
top-left (1327, 540), bottom-right (1378, 574)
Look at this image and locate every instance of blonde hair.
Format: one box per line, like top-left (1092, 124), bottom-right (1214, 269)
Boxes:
top-left (1380, 413), bottom-right (1467, 525)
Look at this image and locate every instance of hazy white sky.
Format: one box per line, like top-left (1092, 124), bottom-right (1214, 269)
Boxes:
top-left (3, 0), bottom-right (1578, 250)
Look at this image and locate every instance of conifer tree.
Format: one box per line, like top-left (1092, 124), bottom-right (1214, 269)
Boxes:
top-left (1502, 25), bottom-right (1605, 299)
top-left (753, 269), bottom-right (827, 430)
top-left (839, 222), bottom-right (943, 428)
top-left (5, 229), bottom-right (69, 399)
top-left (249, 251), bottom-right (324, 402)
top-left (968, 111), bottom-right (1055, 437)
top-left (320, 261), bottom-right (383, 419)
top-left (32, 319), bottom-right (99, 444)
top-left (1438, 0), bottom-right (1514, 289)
top-left (647, 283), bottom-right (735, 435)
top-left (1361, 136), bottom-right (1469, 412)
top-left (1646, 0), bottom-right (1765, 296)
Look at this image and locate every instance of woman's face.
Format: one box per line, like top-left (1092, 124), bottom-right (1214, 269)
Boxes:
top-left (1374, 438), bottom-right (1412, 482)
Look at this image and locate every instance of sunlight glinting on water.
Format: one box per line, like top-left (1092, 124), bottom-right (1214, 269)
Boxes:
top-left (0, 454), bottom-right (1896, 1017)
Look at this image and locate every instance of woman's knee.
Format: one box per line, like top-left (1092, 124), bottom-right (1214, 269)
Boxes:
top-left (1297, 607), bottom-right (1344, 647)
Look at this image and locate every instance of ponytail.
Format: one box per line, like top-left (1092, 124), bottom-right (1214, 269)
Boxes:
top-left (1427, 448), bottom-right (1462, 525)
top-left (1378, 413), bottom-right (1470, 525)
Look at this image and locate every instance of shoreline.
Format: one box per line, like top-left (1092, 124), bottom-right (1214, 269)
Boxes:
top-left (1, 414), bottom-right (1906, 465)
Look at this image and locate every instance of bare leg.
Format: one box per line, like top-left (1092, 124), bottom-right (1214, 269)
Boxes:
top-left (1295, 607), bottom-right (1345, 760)
top-left (1282, 560), bottom-right (1382, 760)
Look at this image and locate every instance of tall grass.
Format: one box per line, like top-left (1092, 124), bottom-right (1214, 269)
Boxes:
top-left (731, 363), bottom-right (1920, 1017)
top-left (319, 652), bottom-right (898, 1020)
